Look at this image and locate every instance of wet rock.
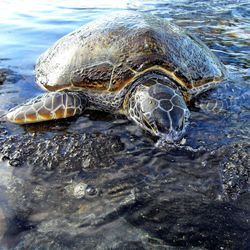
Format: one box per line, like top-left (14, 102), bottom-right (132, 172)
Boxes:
top-left (29, 212), bottom-right (50, 223)
top-left (121, 144), bottom-right (249, 249)
top-left (0, 69), bottom-right (7, 84)
top-left (66, 182), bottom-right (88, 199)
top-left (221, 143), bottom-right (250, 200)
top-left (0, 122), bottom-right (249, 249)
top-left (9, 159), bottom-right (21, 167)
top-left (0, 207), bottom-right (7, 240)
top-left (126, 194), bottom-right (250, 249)
top-left (14, 217), bottom-right (151, 250)
top-left (0, 68), bottom-right (22, 85)
top-left (0, 132), bottom-right (125, 180)
top-left (0, 125), bottom-right (8, 138)
top-left (85, 185), bottom-right (98, 197)
top-left (65, 182), bottom-right (100, 200)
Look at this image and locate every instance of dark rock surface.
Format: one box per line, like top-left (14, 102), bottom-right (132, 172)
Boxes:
top-left (0, 68), bottom-right (22, 85)
top-left (0, 122), bottom-right (249, 249)
top-left (0, 70), bottom-right (7, 85)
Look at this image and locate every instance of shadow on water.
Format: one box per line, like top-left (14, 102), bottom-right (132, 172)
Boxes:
top-left (0, 0), bottom-right (249, 249)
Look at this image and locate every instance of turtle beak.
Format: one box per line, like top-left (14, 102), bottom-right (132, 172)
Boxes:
top-left (156, 130), bottom-right (184, 144)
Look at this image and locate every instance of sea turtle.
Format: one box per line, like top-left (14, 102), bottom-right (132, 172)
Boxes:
top-left (6, 11), bottom-right (225, 142)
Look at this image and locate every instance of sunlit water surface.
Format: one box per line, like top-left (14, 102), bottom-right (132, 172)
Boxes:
top-left (0, 0), bottom-right (249, 249)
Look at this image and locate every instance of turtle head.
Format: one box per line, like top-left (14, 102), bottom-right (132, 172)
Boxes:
top-left (126, 77), bottom-right (190, 142)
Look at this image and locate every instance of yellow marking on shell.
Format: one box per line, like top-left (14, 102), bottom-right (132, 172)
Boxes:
top-left (40, 65), bottom-right (222, 102)
top-left (113, 65), bottom-right (191, 92)
top-left (108, 66), bottom-right (116, 91)
top-left (124, 64), bottom-right (139, 74)
top-left (63, 95), bottom-right (68, 118)
top-left (42, 65), bottom-right (187, 92)
top-left (125, 65), bottom-right (222, 101)
top-left (133, 65), bottom-right (188, 90)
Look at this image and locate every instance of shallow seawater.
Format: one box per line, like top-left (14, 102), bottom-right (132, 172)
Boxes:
top-left (0, 0), bottom-right (249, 249)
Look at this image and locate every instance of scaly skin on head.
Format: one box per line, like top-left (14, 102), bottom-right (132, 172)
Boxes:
top-left (125, 75), bottom-right (190, 142)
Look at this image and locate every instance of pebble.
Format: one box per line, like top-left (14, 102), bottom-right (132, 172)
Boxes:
top-left (73, 182), bottom-right (88, 199)
top-left (86, 185), bottom-right (98, 196)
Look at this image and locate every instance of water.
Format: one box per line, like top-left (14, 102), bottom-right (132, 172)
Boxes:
top-left (0, 0), bottom-right (249, 249)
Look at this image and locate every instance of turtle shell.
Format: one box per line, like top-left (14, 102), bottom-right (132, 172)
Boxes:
top-left (35, 11), bottom-right (225, 94)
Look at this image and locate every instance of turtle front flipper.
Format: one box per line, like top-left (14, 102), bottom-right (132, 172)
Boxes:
top-left (7, 92), bottom-right (87, 124)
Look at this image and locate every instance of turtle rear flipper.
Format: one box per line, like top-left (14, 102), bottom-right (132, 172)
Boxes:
top-left (7, 92), bottom-right (87, 124)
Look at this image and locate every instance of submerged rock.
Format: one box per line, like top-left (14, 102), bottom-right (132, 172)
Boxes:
top-left (0, 68), bottom-right (22, 85)
top-left (221, 143), bottom-right (250, 200)
top-left (0, 131), bottom-right (124, 177)
top-left (0, 207), bottom-right (7, 241)
top-left (0, 69), bottom-right (7, 84)
top-left (0, 125), bottom-right (249, 249)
